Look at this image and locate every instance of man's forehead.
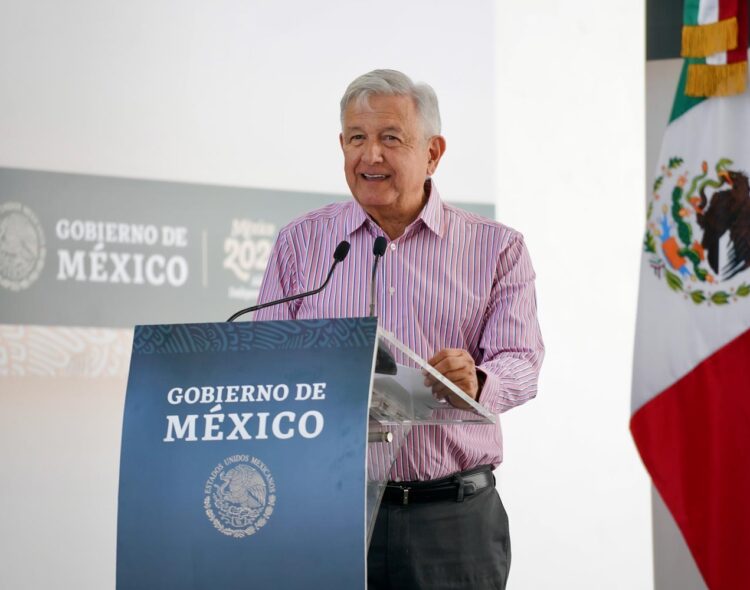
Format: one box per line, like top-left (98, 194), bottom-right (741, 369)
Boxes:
top-left (346, 93), bottom-right (416, 114)
top-left (343, 94), bottom-right (417, 128)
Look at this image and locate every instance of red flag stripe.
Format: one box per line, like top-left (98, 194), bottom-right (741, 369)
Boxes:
top-left (631, 328), bottom-right (750, 589)
top-left (723, 0), bottom-right (748, 64)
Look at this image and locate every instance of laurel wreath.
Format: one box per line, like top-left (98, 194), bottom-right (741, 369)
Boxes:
top-left (204, 490), bottom-right (276, 538)
top-left (214, 492), bottom-right (261, 526)
top-left (662, 268), bottom-right (750, 305)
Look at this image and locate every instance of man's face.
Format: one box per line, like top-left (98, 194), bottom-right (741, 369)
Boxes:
top-left (340, 94), bottom-right (443, 226)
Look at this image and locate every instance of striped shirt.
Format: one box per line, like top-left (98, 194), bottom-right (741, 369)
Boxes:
top-left (255, 182), bottom-right (544, 481)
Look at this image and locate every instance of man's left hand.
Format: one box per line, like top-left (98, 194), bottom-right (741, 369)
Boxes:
top-left (424, 348), bottom-right (482, 409)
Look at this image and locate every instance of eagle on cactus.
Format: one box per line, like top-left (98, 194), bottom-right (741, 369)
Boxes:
top-left (696, 163), bottom-right (750, 280)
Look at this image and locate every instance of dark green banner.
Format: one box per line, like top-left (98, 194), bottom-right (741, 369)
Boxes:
top-left (0, 168), bottom-right (493, 327)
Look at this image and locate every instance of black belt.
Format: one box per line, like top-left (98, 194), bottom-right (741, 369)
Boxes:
top-left (382, 465), bottom-right (494, 505)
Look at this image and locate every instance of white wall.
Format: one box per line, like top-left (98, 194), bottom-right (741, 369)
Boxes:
top-left (0, 0), bottom-right (495, 204)
top-left (0, 1), bottom-right (652, 588)
top-left (494, 2), bottom-right (652, 588)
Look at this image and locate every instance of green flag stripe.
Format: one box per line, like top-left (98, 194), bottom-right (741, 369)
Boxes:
top-left (684, 0), bottom-right (702, 26)
top-left (669, 58), bottom-right (708, 123)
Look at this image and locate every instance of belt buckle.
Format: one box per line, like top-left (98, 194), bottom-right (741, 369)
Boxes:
top-left (402, 487), bottom-right (410, 505)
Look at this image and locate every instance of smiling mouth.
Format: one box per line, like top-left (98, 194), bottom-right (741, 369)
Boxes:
top-left (361, 173), bottom-right (389, 180)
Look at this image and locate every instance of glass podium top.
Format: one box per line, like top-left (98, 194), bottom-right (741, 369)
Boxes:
top-left (365, 329), bottom-right (497, 545)
top-left (372, 328), bottom-right (495, 426)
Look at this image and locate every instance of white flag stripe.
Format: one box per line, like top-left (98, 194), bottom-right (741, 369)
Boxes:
top-left (706, 52), bottom-right (728, 65)
top-left (698, 0), bottom-right (719, 25)
top-left (632, 92), bottom-right (750, 412)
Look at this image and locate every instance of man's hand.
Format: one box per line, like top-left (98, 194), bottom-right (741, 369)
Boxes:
top-left (424, 348), bottom-right (482, 409)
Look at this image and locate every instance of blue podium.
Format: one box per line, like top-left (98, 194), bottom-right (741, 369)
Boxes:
top-left (116, 318), bottom-right (493, 589)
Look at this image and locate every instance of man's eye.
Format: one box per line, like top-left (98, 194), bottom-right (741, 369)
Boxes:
top-left (349, 134), bottom-right (365, 142)
top-left (383, 135), bottom-right (399, 142)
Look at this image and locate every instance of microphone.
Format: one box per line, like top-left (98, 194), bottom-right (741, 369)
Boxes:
top-left (226, 240), bottom-right (350, 322)
top-left (367, 236), bottom-right (397, 375)
top-left (369, 236), bottom-right (387, 317)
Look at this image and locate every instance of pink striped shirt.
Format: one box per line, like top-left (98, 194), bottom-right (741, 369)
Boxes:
top-left (255, 182), bottom-right (544, 481)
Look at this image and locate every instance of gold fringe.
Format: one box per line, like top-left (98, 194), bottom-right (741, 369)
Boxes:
top-left (686, 61), bottom-right (748, 97)
top-left (681, 18), bottom-right (738, 58)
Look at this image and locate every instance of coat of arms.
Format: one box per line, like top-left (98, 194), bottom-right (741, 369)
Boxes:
top-left (0, 201), bottom-right (46, 291)
top-left (204, 455), bottom-right (276, 538)
top-left (645, 157), bottom-right (750, 304)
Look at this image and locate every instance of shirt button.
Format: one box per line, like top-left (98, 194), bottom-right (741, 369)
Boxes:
top-left (389, 286), bottom-right (395, 296)
top-left (389, 243), bottom-right (396, 251)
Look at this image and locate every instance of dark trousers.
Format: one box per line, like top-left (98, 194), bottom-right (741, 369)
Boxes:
top-left (367, 485), bottom-right (511, 589)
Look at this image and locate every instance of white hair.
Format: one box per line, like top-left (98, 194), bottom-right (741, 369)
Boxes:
top-left (339, 69), bottom-right (442, 138)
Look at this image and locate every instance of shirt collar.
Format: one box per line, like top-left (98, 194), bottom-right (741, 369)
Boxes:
top-left (344, 199), bottom-right (370, 236)
top-left (417, 179), bottom-right (445, 238)
top-left (344, 178), bottom-right (445, 239)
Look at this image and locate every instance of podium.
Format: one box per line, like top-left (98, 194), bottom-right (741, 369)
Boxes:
top-left (116, 318), bottom-right (494, 590)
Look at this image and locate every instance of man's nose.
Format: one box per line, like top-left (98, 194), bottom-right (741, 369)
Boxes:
top-left (362, 140), bottom-right (383, 164)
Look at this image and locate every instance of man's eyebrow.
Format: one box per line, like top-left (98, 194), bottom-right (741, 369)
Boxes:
top-left (343, 125), bottom-right (405, 134)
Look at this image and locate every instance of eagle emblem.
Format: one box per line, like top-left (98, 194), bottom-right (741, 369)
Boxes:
top-left (645, 157), bottom-right (750, 305)
top-left (0, 201), bottom-right (46, 291)
top-left (204, 455), bottom-right (276, 538)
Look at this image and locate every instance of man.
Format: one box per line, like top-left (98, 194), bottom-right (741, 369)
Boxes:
top-left (256, 69), bottom-right (544, 589)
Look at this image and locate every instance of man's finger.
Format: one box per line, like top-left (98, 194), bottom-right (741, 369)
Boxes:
top-left (427, 348), bottom-right (469, 366)
top-left (431, 357), bottom-right (471, 375)
top-left (425, 369), bottom-right (472, 391)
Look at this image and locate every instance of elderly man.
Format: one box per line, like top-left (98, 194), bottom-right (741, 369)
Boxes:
top-left (256, 69), bottom-right (544, 589)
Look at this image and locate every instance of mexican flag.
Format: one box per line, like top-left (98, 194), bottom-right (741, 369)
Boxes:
top-left (631, 1), bottom-right (749, 588)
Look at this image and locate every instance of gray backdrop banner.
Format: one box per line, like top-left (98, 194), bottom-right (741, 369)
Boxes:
top-left (0, 168), bottom-right (494, 327)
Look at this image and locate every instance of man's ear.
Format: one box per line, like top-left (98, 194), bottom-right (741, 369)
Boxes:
top-left (426, 135), bottom-right (446, 176)
top-left (339, 133), bottom-right (344, 151)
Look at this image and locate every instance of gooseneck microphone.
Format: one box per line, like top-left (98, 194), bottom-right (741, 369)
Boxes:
top-left (226, 240), bottom-right (350, 322)
top-left (369, 236), bottom-right (388, 317)
top-left (367, 235), bottom-right (397, 375)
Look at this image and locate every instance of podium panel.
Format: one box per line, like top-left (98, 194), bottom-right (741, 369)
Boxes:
top-left (117, 318), bottom-right (378, 590)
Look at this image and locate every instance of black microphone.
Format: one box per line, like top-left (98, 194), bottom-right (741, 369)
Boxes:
top-left (367, 236), bottom-right (397, 375)
top-left (369, 236), bottom-right (387, 317)
top-left (226, 240), bottom-right (350, 322)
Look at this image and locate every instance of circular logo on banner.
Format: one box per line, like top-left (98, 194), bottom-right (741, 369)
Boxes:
top-left (645, 157), bottom-right (750, 305)
top-left (204, 455), bottom-right (276, 538)
top-left (0, 201), bottom-right (46, 291)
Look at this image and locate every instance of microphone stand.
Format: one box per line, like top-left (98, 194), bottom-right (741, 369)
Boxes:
top-left (226, 240), bottom-right (350, 322)
top-left (369, 236), bottom-right (397, 375)
top-left (369, 236), bottom-right (387, 317)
